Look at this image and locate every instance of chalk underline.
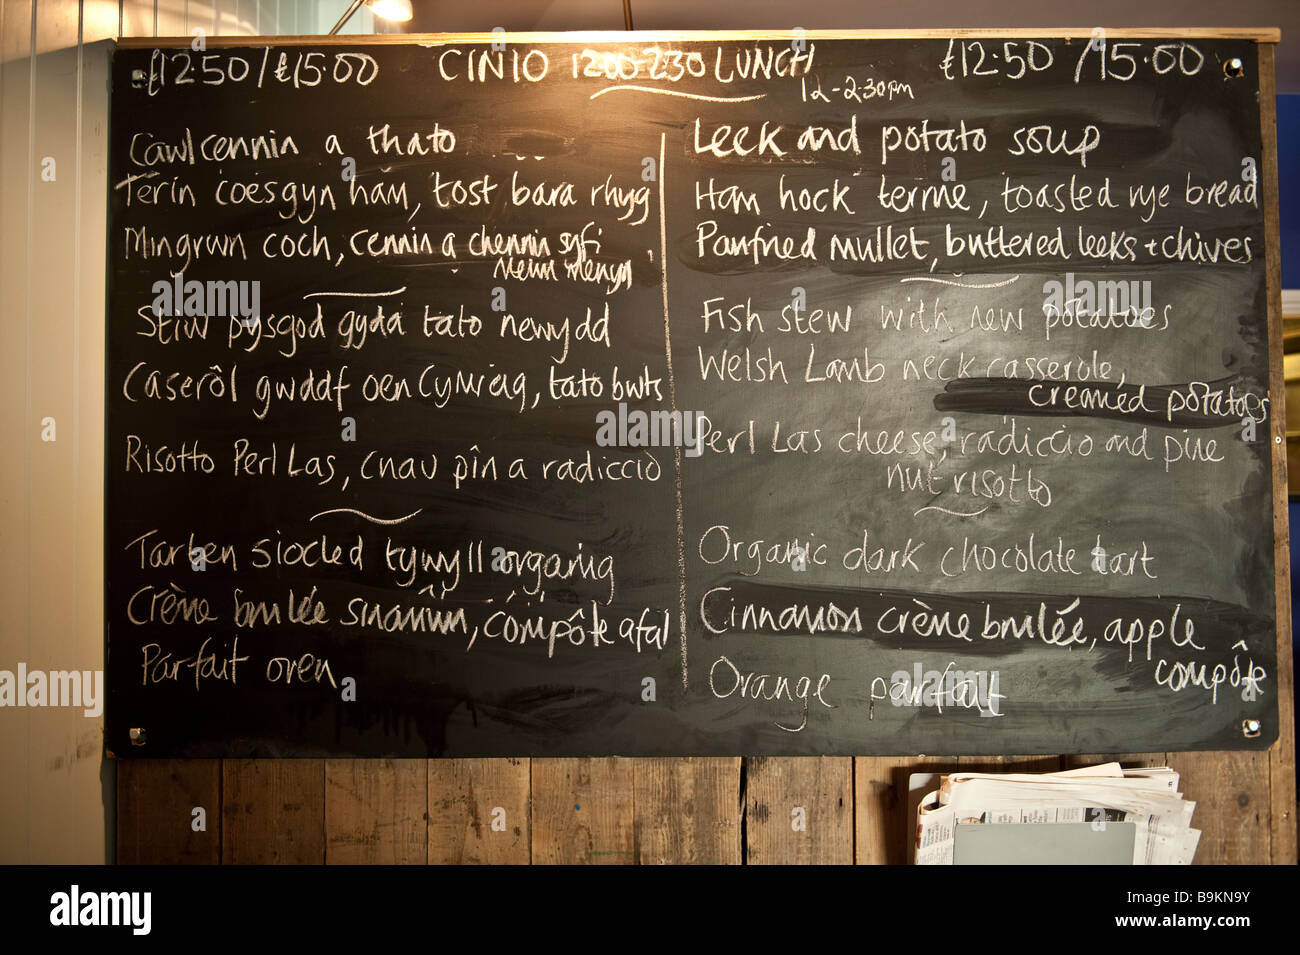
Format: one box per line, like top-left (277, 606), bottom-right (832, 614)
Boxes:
top-left (589, 85), bottom-right (766, 102)
top-left (901, 275), bottom-right (1021, 289)
top-left (310, 507), bottom-right (423, 525)
top-left (304, 287), bottom-right (407, 298)
top-left (913, 505), bottom-right (990, 518)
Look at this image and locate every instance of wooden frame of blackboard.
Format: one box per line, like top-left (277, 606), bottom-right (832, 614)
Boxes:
top-left (104, 30), bottom-right (1294, 781)
top-left (1257, 39), bottom-right (1297, 869)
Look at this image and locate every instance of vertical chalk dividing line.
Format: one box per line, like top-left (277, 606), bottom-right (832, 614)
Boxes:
top-left (658, 131), bottom-right (688, 690)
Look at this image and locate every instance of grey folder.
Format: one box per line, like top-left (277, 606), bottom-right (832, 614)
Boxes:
top-left (953, 822), bottom-right (1136, 865)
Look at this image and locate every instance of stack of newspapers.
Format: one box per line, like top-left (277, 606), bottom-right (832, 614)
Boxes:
top-left (914, 762), bottom-right (1199, 865)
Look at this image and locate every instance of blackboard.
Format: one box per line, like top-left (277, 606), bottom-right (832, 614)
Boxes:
top-left (105, 31), bottom-right (1283, 756)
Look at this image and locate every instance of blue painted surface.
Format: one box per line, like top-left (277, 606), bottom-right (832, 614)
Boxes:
top-left (1279, 95), bottom-right (1300, 287)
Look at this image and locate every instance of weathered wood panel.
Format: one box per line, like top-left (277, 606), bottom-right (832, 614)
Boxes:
top-left (117, 760), bottom-right (220, 864)
top-left (745, 757), bottom-right (853, 865)
top-left (633, 757), bottom-right (741, 865)
top-left (221, 759), bottom-right (324, 864)
top-left (531, 758), bottom-right (634, 864)
top-left (428, 758), bottom-right (531, 864)
top-left (325, 758), bottom-right (426, 864)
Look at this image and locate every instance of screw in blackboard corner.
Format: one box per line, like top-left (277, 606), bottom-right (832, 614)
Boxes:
top-left (1224, 57), bottom-right (1245, 80)
top-left (130, 69), bottom-right (145, 89)
top-left (1242, 719), bottom-right (1262, 738)
top-left (1275, 435), bottom-right (1283, 444)
top-left (129, 727), bottom-right (146, 747)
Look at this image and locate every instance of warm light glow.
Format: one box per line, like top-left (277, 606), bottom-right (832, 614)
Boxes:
top-left (368, 0), bottom-right (413, 22)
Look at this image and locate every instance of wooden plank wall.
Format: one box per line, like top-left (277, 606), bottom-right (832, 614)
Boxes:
top-left (117, 749), bottom-right (1295, 864)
